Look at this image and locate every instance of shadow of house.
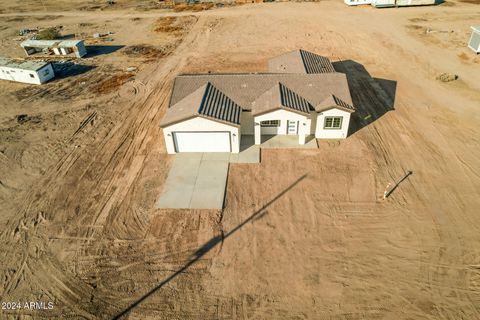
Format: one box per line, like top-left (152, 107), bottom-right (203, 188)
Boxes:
top-left (239, 135), bottom-right (255, 152)
top-left (85, 45), bottom-right (124, 58)
top-left (111, 174), bottom-right (307, 320)
top-left (52, 62), bottom-right (96, 79)
top-left (332, 60), bottom-right (396, 136)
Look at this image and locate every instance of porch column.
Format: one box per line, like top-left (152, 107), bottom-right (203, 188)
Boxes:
top-left (254, 122), bottom-right (261, 145)
top-left (299, 132), bottom-right (306, 145)
top-left (298, 118), bottom-right (307, 145)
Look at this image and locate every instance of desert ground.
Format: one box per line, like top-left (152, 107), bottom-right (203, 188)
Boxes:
top-left (0, 0), bottom-right (479, 318)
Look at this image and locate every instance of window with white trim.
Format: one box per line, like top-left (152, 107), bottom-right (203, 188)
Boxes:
top-left (261, 120), bottom-right (280, 127)
top-left (324, 116), bottom-right (342, 129)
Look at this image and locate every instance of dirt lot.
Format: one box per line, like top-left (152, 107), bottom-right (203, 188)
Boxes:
top-left (0, 0), bottom-right (479, 319)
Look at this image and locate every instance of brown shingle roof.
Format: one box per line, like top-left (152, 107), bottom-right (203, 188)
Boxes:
top-left (161, 82), bottom-right (242, 127)
top-left (252, 82), bottom-right (312, 116)
top-left (169, 73), bottom-right (353, 113)
top-left (162, 51), bottom-right (355, 127)
top-left (299, 49), bottom-right (336, 74)
top-left (268, 49), bottom-right (335, 74)
top-left (315, 94), bottom-right (355, 113)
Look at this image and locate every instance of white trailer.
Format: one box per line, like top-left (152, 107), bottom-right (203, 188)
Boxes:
top-left (371, 0), bottom-right (436, 7)
top-left (468, 26), bottom-right (480, 54)
top-left (371, 0), bottom-right (395, 6)
top-left (344, 0), bottom-right (372, 6)
top-left (0, 57), bottom-right (55, 85)
top-left (21, 39), bottom-right (87, 58)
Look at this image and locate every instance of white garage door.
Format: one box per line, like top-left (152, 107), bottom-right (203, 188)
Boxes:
top-left (173, 132), bottom-right (231, 153)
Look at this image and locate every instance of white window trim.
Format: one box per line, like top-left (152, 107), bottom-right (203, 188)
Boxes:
top-left (324, 116), bottom-right (343, 129)
top-left (261, 120), bottom-right (280, 127)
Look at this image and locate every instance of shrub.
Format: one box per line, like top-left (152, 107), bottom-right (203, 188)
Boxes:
top-left (36, 28), bottom-right (61, 40)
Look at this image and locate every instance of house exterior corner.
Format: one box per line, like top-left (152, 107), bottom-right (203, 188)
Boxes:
top-left (315, 108), bottom-right (351, 139)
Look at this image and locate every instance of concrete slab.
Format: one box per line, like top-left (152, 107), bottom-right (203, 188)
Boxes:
top-left (155, 154), bottom-right (202, 209)
top-left (156, 153), bottom-right (229, 209)
top-left (260, 135), bottom-right (318, 149)
top-left (189, 160), bottom-right (229, 209)
top-left (203, 152), bottom-right (231, 161)
top-left (229, 135), bottom-right (260, 164)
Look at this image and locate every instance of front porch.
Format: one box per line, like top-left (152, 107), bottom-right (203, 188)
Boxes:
top-left (241, 134), bottom-right (318, 151)
top-left (260, 135), bottom-right (318, 148)
top-left (253, 110), bottom-right (312, 146)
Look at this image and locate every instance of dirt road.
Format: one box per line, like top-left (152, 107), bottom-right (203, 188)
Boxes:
top-left (0, 1), bottom-right (479, 319)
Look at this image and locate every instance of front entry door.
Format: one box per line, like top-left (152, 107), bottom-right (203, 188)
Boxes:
top-left (287, 120), bottom-right (298, 135)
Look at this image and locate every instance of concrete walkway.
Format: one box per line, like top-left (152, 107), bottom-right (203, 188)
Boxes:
top-left (156, 153), bottom-right (229, 209)
top-left (229, 136), bottom-right (260, 164)
top-left (260, 135), bottom-right (318, 149)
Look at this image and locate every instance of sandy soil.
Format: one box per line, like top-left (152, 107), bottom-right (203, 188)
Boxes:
top-left (0, 0), bottom-right (479, 319)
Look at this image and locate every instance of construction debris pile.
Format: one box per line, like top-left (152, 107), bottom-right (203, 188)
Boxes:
top-left (436, 73), bottom-right (459, 82)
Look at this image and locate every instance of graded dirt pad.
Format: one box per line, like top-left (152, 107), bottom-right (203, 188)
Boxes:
top-left (0, 1), bottom-right (480, 319)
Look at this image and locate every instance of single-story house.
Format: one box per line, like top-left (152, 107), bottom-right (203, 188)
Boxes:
top-left (160, 49), bottom-right (355, 154)
top-left (21, 39), bottom-right (87, 58)
top-left (468, 25), bottom-right (480, 54)
top-left (0, 57), bottom-right (55, 85)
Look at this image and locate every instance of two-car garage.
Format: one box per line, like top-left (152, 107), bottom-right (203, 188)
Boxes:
top-left (172, 131), bottom-right (232, 153)
top-left (160, 81), bottom-right (243, 154)
top-left (161, 117), bottom-right (241, 154)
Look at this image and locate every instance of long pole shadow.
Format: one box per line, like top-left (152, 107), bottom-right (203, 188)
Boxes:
top-left (384, 170), bottom-right (413, 198)
top-left (112, 174), bottom-right (307, 320)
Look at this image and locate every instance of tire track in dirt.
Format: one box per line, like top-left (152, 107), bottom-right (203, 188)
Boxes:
top-left (0, 15), bottom-right (216, 318)
top-left (329, 45), bottom-right (480, 318)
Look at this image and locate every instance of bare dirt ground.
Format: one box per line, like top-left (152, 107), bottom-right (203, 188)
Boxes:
top-left (0, 0), bottom-right (479, 319)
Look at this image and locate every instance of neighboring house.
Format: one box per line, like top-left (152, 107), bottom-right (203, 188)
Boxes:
top-left (0, 57), bottom-right (55, 85)
top-left (160, 49), bottom-right (355, 154)
top-left (21, 39), bottom-right (87, 58)
top-left (468, 25), bottom-right (480, 54)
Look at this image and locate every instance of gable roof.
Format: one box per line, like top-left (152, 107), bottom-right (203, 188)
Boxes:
top-left (315, 94), bottom-right (355, 113)
top-left (268, 49), bottom-right (336, 74)
top-left (0, 57), bottom-right (51, 71)
top-left (169, 73), bottom-right (353, 113)
top-left (252, 82), bottom-right (312, 116)
top-left (160, 82), bottom-right (242, 127)
top-left (299, 49), bottom-right (336, 74)
top-left (21, 39), bottom-right (84, 48)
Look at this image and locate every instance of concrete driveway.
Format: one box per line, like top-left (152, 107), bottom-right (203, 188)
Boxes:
top-left (156, 153), bottom-right (230, 209)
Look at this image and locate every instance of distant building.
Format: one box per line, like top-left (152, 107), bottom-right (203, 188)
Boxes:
top-left (468, 26), bottom-right (480, 54)
top-left (21, 39), bottom-right (87, 58)
top-left (0, 57), bottom-right (55, 85)
top-left (370, 0), bottom-right (436, 7)
top-left (344, 0), bottom-right (372, 6)
top-left (345, 0), bottom-right (436, 6)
